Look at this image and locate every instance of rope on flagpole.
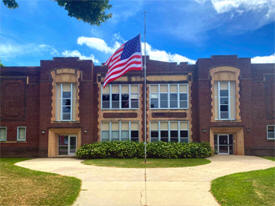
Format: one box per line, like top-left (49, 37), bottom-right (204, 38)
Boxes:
top-left (143, 10), bottom-right (148, 206)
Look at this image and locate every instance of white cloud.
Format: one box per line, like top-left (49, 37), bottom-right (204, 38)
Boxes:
top-left (142, 42), bottom-right (196, 64)
top-left (77, 37), bottom-right (120, 54)
top-left (210, 0), bottom-right (274, 15)
top-left (0, 43), bottom-right (59, 59)
top-left (251, 53), bottom-right (275, 63)
top-left (62, 50), bottom-right (99, 64)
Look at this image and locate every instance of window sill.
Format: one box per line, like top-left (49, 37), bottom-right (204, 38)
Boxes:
top-left (267, 138), bottom-right (275, 141)
top-left (102, 108), bottom-right (139, 111)
top-left (53, 121), bottom-right (80, 123)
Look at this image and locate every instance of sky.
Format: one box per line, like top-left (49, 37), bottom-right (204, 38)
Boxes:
top-left (0, 0), bottom-right (274, 66)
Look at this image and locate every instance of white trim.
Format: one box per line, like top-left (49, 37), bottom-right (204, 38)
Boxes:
top-left (0, 126), bottom-right (7, 141)
top-left (17, 126), bottom-right (26, 142)
top-left (228, 81), bottom-right (231, 120)
top-left (149, 83), bottom-right (189, 110)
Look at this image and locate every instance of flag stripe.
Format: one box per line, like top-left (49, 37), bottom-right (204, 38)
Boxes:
top-left (103, 34), bottom-right (142, 88)
top-left (104, 60), bottom-right (142, 83)
top-left (105, 54), bottom-right (142, 79)
top-left (103, 65), bottom-right (142, 87)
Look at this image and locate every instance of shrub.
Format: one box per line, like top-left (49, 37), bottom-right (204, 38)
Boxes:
top-left (76, 141), bottom-right (212, 159)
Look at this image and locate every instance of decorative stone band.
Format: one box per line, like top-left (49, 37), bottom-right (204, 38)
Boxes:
top-left (103, 112), bottom-right (138, 118)
top-left (152, 112), bottom-right (187, 118)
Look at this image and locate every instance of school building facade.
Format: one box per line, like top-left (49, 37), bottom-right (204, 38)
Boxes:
top-left (0, 55), bottom-right (274, 157)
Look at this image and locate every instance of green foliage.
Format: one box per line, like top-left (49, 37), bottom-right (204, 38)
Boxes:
top-left (76, 141), bottom-right (212, 159)
top-left (2, 0), bottom-right (112, 25)
top-left (0, 60), bottom-right (3, 67)
top-left (2, 0), bottom-right (18, 8)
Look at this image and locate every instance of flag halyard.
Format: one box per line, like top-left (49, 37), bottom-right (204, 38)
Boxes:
top-left (103, 35), bottom-right (142, 88)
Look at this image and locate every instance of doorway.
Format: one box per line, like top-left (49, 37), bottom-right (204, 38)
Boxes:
top-left (214, 134), bottom-right (233, 154)
top-left (58, 135), bottom-right (77, 155)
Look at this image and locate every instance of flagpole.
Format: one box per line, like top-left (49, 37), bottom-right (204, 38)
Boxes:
top-left (143, 11), bottom-right (147, 165)
top-left (143, 10), bottom-right (148, 206)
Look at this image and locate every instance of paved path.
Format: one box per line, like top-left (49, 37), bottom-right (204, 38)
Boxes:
top-left (16, 156), bottom-right (275, 206)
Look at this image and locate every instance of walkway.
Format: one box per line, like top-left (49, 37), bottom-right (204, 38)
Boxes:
top-left (16, 155), bottom-right (275, 206)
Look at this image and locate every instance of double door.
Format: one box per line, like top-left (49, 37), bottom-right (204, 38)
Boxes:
top-left (214, 134), bottom-right (233, 154)
top-left (58, 135), bottom-right (77, 155)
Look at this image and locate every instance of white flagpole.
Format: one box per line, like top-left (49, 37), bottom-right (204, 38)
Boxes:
top-left (143, 10), bottom-right (148, 206)
top-left (143, 11), bottom-right (147, 165)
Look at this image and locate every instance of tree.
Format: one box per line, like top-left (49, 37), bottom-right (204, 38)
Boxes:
top-left (0, 60), bottom-right (3, 67)
top-left (2, 0), bottom-right (112, 25)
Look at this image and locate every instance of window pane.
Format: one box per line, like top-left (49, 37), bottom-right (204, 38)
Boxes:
top-left (63, 113), bottom-right (70, 120)
top-left (102, 131), bottom-right (109, 141)
top-left (160, 131), bottom-right (168, 142)
top-left (151, 85), bottom-right (158, 93)
top-left (131, 99), bottom-right (139, 108)
top-left (0, 128), bottom-right (6, 139)
top-left (131, 131), bottom-right (139, 142)
top-left (170, 93), bottom-right (178, 108)
top-left (62, 106), bottom-right (71, 113)
top-left (160, 85), bottom-right (168, 92)
top-left (112, 94), bottom-right (119, 108)
top-left (160, 93), bottom-right (168, 108)
top-left (111, 131), bottom-right (119, 141)
top-left (220, 90), bottom-right (228, 96)
top-left (180, 130), bottom-right (188, 137)
top-left (180, 93), bottom-right (187, 101)
top-left (121, 131), bottom-right (129, 141)
top-left (102, 94), bottom-right (110, 108)
top-left (220, 105), bottom-right (228, 111)
top-left (179, 84), bottom-right (187, 93)
top-left (220, 97), bottom-right (228, 104)
top-left (121, 94), bottom-right (129, 108)
top-left (151, 131), bottom-right (158, 142)
top-left (170, 85), bottom-right (177, 93)
top-left (151, 99), bottom-right (158, 108)
top-left (170, 131), bottom-right (178, 142)
top-left (220, 111), bottom-right (229, 119)
top-left (63, 91), bottom-right (71, 98)
top-left (18, 128), bottom-right (26, 140)
top-left (180, 101), bottom-right (188, 108)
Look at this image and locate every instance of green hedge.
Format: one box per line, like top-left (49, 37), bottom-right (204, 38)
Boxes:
top-left (76, 141), bottom-right (212, 159)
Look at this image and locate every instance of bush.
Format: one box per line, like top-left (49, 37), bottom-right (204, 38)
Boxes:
top-left (76, 141), bottom-right (212, 159)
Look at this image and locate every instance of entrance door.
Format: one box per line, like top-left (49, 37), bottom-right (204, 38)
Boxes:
top-left (214, 134), bottom-right (233, 154)
top-left (58, 135), bottom-right (77, 155)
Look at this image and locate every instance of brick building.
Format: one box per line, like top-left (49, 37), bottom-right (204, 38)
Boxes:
top-left (0, 55), bottom-right (274, 157)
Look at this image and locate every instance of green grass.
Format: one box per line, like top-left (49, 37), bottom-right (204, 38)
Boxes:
top-left (82, 158), bottom-right (211, 168)
top-left (262, 156), bottom-right (275, 161)
top-left (0, 158), bottom-right (81, 206)
top-left (211, 167), bottom-right (275, 206)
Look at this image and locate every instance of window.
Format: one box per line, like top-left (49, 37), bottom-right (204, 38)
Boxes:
top-left (101, 84), bottom-right (139, 109)
top-left (56, 83), bottom-right (76, 121)
top-left (101, 121), bottom-right (139, 141)
top-left (267, 125), bottom-right (275, 140)
top-left (216, 81), bottom-right (236, 120)
top-left (0, 127), bottom-right (7, 141)
top-left (150, 120), bottom-right (189, 142)
top-left (150, 84), bottom-right (188, 109)
top-left (17, 126), bottom-right (26, 141)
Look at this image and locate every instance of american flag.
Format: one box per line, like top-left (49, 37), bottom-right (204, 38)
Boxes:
top-left (103, 35), bottom-right (142, 87)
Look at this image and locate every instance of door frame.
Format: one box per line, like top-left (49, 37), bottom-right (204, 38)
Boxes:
top-left (58, 134), bottom-right (77, 156)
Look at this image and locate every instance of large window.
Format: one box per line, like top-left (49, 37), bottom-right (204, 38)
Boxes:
top-left (0, 127), bottom-right (7, 141)
top-left (101, 121), bottom-right (139, 141)
top-left (216, 81), bottom-right (236, 120)
top-left (17, 126), bottom-right (26, 141)
top-left (150, 120), bottom-right (189, 143)
top-left (56, 83), bottom-right (76, 121)
top-left (102, 84), bottom-right (139, 109)
top-left (150, 84), bottom-right (188, 109)
top-left (267, 125), bottom-right (275, 140)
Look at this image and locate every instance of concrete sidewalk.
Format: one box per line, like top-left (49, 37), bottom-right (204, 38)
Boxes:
top-left (16, 156), bottom-right (275, 206)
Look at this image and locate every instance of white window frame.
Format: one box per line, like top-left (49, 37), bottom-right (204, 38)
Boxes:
top-left (149, 120), bottom-right (189, 143)
top-left (149, 83), bottom-right (189, 110)
top-left (217, 81), bottom-right (231, 120)
top-left (101, 121), bottom-right (139, 141)
top-left (17, 126), bottom-right (26, 142)
top-left (60, 83), bottom-right (73, 121)
top-left (0, 126), bottom-right (7, 141)
top-left (101, 84), bottom-right (139, 110)
top-left (267, 125), bottom-right (275, 140)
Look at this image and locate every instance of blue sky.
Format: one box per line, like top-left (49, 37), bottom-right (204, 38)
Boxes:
top-left (0, 0), bottom-right (274, 66)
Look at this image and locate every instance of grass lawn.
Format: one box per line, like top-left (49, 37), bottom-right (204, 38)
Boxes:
top-left (211, 167), bottom-right (275, 206)
top-left (0, 158), bottom-right (81, 206)
top-left (82, 158), bottom-right (210, 168)
top-left (262, 156), bottom-right (275, 161)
